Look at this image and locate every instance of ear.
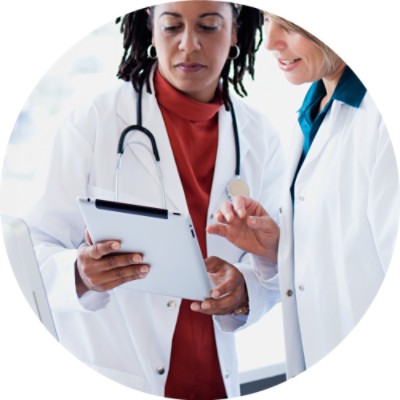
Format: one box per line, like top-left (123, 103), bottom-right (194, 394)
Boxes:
top-left (231, 23), bottom-right (238, 46)
top-left (146, 7), bottom-right (156, 46)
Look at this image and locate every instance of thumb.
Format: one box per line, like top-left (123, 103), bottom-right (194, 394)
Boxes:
top-left (204, 256), bottom-right (224, 274)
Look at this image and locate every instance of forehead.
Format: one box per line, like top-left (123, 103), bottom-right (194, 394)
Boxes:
top-left (154, 1), bottom-right (232, 18)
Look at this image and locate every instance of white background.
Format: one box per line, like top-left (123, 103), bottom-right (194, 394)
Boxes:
top-left (0, 1), bottom-right (399, 399)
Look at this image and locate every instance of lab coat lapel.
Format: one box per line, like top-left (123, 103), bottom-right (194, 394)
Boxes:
top-left (285, 124), bottom-right (304, 188)
top-left (297, 102), bottom-right (349, 180)
top-left (209, 99), bottom-right (250, 215)
top-left (115, 79), bottom-right (188, 213)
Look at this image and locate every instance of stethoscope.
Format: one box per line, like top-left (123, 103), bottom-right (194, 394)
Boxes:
top-left (115, 78), bottom-right (250, 207)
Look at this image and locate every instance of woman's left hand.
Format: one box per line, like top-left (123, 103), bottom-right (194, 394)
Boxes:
top-left (190, 256), bottom-right (248, 316)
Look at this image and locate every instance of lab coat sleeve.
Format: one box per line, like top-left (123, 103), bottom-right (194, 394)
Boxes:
top-left (367, 120), bottom-right (400, 271)
top-left (25, 107), bottom-right (111, 312)
top-left (214, 120), bottom-right (284, 332)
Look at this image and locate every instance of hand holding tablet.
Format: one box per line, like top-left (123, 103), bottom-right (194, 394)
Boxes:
top-left (77, 197), bottom-right (214, 301)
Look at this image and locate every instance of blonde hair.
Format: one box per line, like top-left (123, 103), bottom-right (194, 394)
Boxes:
top-left (265, 12), bottom-right (342, 75)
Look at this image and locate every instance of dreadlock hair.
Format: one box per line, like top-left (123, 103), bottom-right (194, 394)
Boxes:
top-left (116, 3), bottom-right (263, 110)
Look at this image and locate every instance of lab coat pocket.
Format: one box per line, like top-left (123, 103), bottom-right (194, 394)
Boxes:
top-left (90, 364), bottom-right (146, 390)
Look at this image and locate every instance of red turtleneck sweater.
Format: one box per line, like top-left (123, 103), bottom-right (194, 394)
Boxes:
top-left (154, 70), bottom-right (227, 400)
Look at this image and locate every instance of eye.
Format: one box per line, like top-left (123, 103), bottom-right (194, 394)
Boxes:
top-left (162, 24), bottom-right (181, 32)
top-left (200, 24), bottom-right (218, 32)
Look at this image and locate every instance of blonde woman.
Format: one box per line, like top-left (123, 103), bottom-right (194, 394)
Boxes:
top-left (207, 12), bottom-right (400, 378)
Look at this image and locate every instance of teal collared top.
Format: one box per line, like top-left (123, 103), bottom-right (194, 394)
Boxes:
top-left (292, 66), bottom-right (367, 198)
top-left (298, 65), bottom-right (366, 158)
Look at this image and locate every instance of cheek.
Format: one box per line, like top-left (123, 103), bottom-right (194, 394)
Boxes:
top-left (154, 39), bottom-right (174, 67)
top-left (209, 40), bottom-right (231, 65)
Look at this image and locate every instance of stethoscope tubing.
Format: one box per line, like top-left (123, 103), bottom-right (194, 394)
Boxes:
top-left (115, 77), bottom-right (248, 206)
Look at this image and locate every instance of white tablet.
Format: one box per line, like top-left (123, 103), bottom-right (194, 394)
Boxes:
top-left (77, 197), bottom-right (213, 300)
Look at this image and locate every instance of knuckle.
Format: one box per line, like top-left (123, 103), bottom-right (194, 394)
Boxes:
top-left (85, 277), bottom-right (98, 290)
top-left (79, 262), bottom-right (91, 276)
top-left (115, 269), bottom-right (122, 278)
top-left (107, 256), bottom-right (117, 269)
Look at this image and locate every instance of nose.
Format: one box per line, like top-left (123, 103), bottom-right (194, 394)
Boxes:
top-left (178, 27), bottom-right (201, 54)
top-left (264, 20), bottom-right (287, 51)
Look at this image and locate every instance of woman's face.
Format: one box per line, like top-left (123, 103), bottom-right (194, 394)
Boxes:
top-left (263, 14), bottom-right (329, 85)
top-left (151, 1), bottom-right (237, 102)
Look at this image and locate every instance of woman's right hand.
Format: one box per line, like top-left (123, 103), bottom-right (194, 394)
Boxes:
top-left (75, 230), bottom-right (150, 297)
top-left (206, 196), bottom-right (280, 264)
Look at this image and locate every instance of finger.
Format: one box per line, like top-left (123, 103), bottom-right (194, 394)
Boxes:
top-left (219, 201), bottom-right (236, 223)
top-left (190, 295), bottom-right (236, 315)
top-left (246, 215), bottom-right (276, 232)
top-left (100, 252), bottom-right (144, 271)
top-left (86, 240), bottom-right (121, 260)
top-left (96, 269), bottom-right (149, 292)
top-left (213, 211), bottom-right (229, 224)
top-left (88, 263), bottom-right (150, 291)
top-left (85, 229), bottom-right (93, 245)
top-left (108, 264), bottom-right (150, 283)
top-left (206, 223), bottom-right (229, 238)
top-left (232, 195), bottom-right (249, 218)
top-left (190, 301), bottom-right (202, 312)
top-left (210, 276), bottom-right (238, 299)
top-left (204, 256), bottom-right (224, 274)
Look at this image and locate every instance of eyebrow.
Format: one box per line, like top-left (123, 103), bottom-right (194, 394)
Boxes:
top-left (159, 12), bottom-right (225, 19)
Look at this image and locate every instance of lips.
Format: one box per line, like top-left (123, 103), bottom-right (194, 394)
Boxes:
top-left (279, 58), bottom-right (300, 65)
top-left (277, 57), bottom-right (301, 72)
top-left (175, 62), bottom-right (205, 73)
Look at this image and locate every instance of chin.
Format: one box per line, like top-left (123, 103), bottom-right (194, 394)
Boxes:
top-left (285, 74), bottom-right (308, 86)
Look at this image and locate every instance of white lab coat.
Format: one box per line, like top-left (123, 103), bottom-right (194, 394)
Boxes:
top-left (26, 74), bottom-right (284, 397)
top-left (275, 92), bottom-right (400, 378)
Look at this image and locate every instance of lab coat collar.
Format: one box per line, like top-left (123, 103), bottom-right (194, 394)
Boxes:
top-left (297, 66), bottom-right (366, 121)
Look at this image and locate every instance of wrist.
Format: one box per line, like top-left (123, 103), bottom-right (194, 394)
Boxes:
top-left (75, 260), bottom-right (89, 297)
top-left (233, 304), bottom-right (249, 315)
top-left (233, 285), bottom-right (249, 315)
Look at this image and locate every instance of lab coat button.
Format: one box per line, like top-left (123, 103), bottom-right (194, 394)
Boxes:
top-left (298, 285), bottom-right (305, 291)
top-left (167, 300), bottom-right (176, 309)
top-left (286, 289), bottom-right (293, 297)
top-left (224, 373), bottom-right (230, 379)
top-left (279, 207), bottom-right (283, 214)
top-left (299, 196), bottom-right (305, 201)
top-left (156, 366), bottom-right (165, 375)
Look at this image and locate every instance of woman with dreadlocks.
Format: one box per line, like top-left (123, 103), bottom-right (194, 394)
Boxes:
top-left (26, 2), bottom-right (284, 398)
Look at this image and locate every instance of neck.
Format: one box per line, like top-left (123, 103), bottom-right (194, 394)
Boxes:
top-left (322, 62), bottom-right (346, 99)
top-left (318, 62), bottom-right (346, 112)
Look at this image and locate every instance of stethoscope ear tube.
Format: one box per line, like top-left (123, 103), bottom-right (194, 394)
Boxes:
top-left (117, 125), bottom-right (161, 161)
top-left (115, 77), bottom-right (165, 205)
top-left (226, 97), bottom-right (250, 200)
top-left (227, 97), bottom-right (240, 177)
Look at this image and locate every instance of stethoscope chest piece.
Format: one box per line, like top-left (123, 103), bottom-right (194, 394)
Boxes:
top-left (226, 176), bottom-right (250, 200)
